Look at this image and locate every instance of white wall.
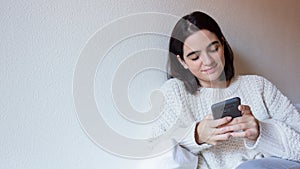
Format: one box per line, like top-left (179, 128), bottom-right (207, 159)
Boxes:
top-left (1, 0), bottom-right (299, 168)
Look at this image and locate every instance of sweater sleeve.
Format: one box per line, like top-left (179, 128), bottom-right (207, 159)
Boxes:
top-left (245, 76), bottom-right (300, 161)
top-left (179, 122), bottom-right (212, 155)
top-left (151, 79), bottom-right (211, 155)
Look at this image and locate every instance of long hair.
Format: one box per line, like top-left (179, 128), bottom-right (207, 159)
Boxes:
top-left (168, 11), bottom-right (235, 94)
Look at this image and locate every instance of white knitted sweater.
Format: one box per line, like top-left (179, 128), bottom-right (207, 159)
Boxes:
top-left (153, 75), bottom-right (300, 169)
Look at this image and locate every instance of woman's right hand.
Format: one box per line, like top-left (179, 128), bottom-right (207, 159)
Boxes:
top-left (195, 114), bottom-right (232, 146)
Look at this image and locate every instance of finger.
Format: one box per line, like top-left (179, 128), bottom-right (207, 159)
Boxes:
top-left (210, 116), bottom-right (232, 128)
top-left (241, 110), bottom-right (252, 116)
top-left (230, 131), bottom-right (246, 138)
top-left (238, 105), bottom-right (252, 115)
top-left (212, 133), bottom-right (232, 142)
top-left (227, 115), bottom-right (254, 126)
top-left (231, 129), bottom-right (259, 140)
top-left (238, 105), bottom-right (250, 111)
top-left (226, 116), bottom-right (245, 126)
top-left (205, 133), bottom-right (232, 146)
top-left (221, 123), bottom-right (248, 132)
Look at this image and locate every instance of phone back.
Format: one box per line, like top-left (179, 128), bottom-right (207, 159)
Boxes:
top-left (211, 97), bottom-right (241, 119)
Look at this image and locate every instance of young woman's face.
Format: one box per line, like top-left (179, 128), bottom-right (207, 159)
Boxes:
top-left (178, 29), bottom-right (225, 87)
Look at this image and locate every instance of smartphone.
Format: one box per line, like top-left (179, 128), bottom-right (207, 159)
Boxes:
top-left (211, 97), bottom-right (241, 119)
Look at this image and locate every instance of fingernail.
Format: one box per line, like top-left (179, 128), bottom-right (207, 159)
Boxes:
top-left (238, 105), bottom-right (242, 110)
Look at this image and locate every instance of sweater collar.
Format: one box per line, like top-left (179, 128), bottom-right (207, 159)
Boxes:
top-left (197, 76), bottom-right (241, 101)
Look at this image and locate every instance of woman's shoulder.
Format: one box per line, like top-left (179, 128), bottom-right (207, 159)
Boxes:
top-left (237, 74), bottom-right (276, 90)
top-left (160, 78), bottom-right (187, 95)
top-left (161, 78), bottom-right (184, 89)
top-left (237, 74), bottom-right (270, 84)
top-left (237, 74), bottom-right (265, 80)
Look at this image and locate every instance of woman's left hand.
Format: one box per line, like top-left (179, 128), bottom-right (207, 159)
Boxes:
top-left (221, 105), bottom-right (260, 141)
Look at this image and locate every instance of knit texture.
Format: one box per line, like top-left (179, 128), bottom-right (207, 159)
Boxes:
top-left (152, 75), bottom-right (300, 169)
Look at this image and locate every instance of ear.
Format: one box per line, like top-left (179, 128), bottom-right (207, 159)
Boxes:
top-left (177, 55), bottom-right (189, 69)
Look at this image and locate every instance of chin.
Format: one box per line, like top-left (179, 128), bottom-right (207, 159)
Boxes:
top-left (208, 72), bottom-right (222, 81)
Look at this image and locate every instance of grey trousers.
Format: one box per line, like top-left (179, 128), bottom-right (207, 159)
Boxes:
top-left (236, 157), bottom-right (300, 169)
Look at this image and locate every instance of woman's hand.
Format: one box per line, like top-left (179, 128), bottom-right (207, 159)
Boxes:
top-left (195, 114), bottom-right (232, 146)
top-left (221, 105), bottom-right (260, 141)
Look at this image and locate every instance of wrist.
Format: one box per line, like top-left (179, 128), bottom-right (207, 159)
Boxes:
top-left (195, 122), bottom-right (203, 145)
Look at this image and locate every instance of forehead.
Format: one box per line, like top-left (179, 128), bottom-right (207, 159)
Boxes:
top-left (183, 29), bottom-right (219, 52)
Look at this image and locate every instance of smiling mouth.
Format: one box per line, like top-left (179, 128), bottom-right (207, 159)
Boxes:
top-left (202, 64), bottom-right (217, 73)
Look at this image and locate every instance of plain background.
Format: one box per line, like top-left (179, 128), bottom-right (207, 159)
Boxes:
top-left (1, 0), bottom-right (300, 168)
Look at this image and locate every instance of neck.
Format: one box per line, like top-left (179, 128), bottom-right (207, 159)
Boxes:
top-left (200, 79), bottom-right (230, 88)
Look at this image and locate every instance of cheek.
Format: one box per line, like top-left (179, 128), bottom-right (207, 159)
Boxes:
top-left (220, 52), bottom-right (226, 66)
top-left (182, 60), bottom-right (201, 76)
top-left (186, 60), bottom-right (202, 71)
top-left (215, 50), bottom-right (225, 65)
top-left (219, 54), bottom-right (225, 66)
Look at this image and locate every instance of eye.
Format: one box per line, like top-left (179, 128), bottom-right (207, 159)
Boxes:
top-left (191, 56), bottom-right (199, 61)
top-left (190, 51), bottom-right (201, 61)
top-left (208, 45), bottom-right (219, 53)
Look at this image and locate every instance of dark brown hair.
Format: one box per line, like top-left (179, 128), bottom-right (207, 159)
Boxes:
top-left (168, 11), bottom-right (235, 94)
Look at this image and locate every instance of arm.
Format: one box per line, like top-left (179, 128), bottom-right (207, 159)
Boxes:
top-left (151, 79), bottom-right (212, 155)
top-left (246, 76), bottom-right (300, 161)
top-left (261, 77), bottom-right (300, 132)
top-left (176, 122), bottom-right (212, 155)
top-left (244, 119), bottom-right (300, 161)
top-left (179, 111), bottom-right (235, 155)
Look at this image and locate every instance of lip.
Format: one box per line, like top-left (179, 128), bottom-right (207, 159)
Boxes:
top-left (201, 64), bottom-right (217, 74)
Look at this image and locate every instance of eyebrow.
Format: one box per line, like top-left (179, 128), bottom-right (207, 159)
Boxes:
top-left (186, 41), bottom-right (220, 57)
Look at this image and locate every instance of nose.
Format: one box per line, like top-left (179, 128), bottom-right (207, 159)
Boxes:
top-left (201, 52), bottom-right (214, 65)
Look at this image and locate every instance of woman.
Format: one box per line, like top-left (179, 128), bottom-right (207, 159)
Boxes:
top-left (154, 11), bottom-right (300, 169)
